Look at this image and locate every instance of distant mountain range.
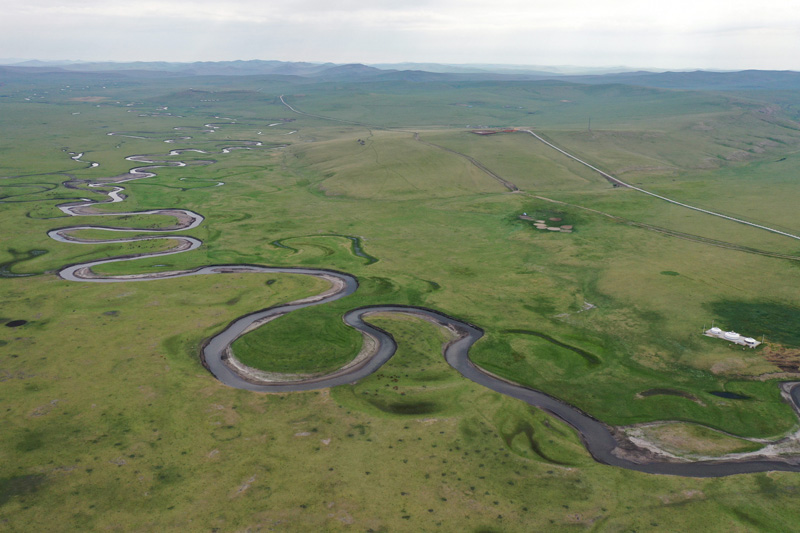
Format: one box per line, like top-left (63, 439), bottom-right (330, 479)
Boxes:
top-left (1, 59), bottom-right (799, 90)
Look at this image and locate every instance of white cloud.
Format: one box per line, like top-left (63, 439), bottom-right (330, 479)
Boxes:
top-left (1, 0), bottom-right (798, 68)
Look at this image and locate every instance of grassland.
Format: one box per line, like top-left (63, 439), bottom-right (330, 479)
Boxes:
top-left (2, 71), bottom-right (800, 530)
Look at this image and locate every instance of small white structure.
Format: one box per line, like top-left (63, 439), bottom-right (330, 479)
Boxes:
top-left (704, 327), bottom-right (761, 348)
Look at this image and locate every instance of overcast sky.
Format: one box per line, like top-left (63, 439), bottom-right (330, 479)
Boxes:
top-left (2, 0), bottom-right (799, 70)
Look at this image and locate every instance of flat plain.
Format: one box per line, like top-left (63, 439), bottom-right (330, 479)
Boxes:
top-left (2, 69), bottom-right (800, 530)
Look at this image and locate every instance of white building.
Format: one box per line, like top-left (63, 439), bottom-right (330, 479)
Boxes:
top-left (704, 327), bottom-right (761, 348)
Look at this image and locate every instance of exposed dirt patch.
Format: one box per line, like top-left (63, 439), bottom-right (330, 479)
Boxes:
top-left (29, 399), bottom-right (60, 418)
top-left (231, 475), bottom-right (256, 498)
top-left (70, 96), bottom-right (109, 102)
top-left (764, 344), bottom-right (800, 372)
top-left (659, 489), bottom-right (705, 504)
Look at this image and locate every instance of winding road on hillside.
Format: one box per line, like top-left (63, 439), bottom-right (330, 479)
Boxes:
top-left (45, 122), bottom-right (800, 477)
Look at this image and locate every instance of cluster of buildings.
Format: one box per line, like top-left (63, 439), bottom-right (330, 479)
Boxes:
top-left (704, 326), bottom-right (761, 348)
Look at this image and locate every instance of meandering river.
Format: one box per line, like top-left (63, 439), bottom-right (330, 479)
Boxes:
top-left (49, 139), bottom-right (800, 477)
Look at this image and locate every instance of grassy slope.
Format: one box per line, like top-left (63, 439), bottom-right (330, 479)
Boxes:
top-left (3, 74), bottom-right (800, 530)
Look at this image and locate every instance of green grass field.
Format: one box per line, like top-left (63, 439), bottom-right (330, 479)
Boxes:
top-left (3, 72), bottom-right (800, 530)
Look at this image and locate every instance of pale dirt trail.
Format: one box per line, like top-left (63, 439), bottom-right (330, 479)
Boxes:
top-left (520, 128), bottom-right (800, 241)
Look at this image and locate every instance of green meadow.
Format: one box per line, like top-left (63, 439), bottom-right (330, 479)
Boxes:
top-left (2, 72), bottom-right (800, 530)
